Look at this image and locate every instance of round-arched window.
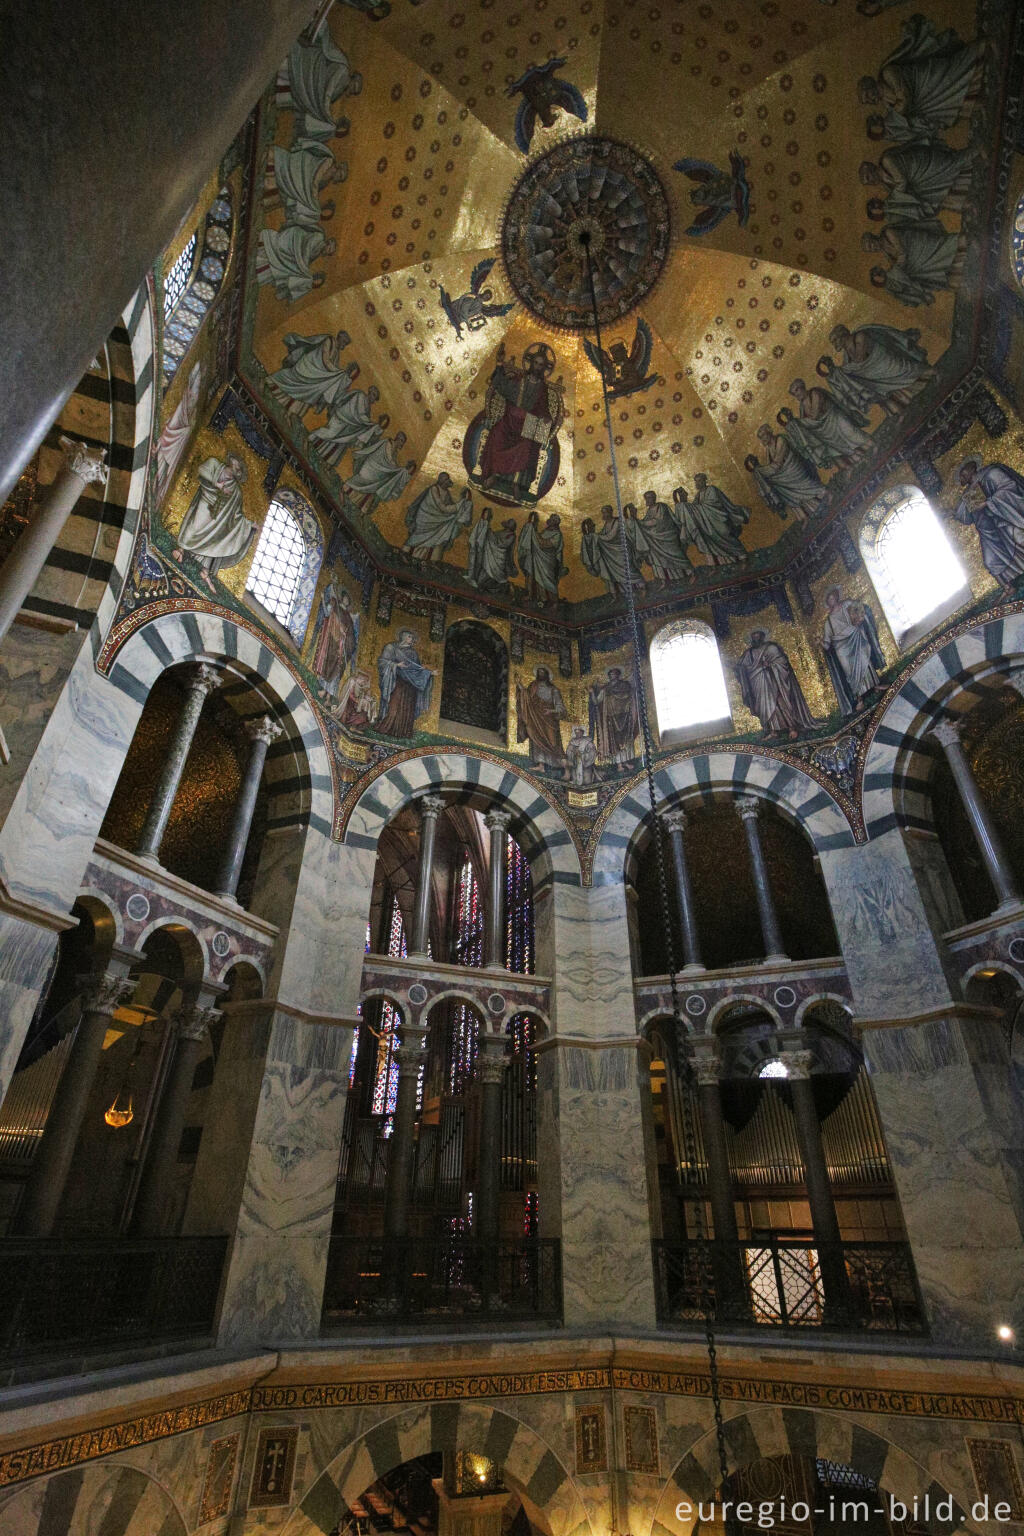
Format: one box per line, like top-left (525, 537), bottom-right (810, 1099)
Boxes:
top-left (860, 485), bottom-right (967, 642)
top-left (245, 490), bottom-right (323, 643)
top-left (651, 620), bottom-right (732, 734)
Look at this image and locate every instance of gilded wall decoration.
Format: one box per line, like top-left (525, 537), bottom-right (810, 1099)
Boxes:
top-left (249, 1426), bottom-right (299, 1509)
top-left (623, 1404), bottom-right (659, 1475)
top-left (574, 1405), bottom-right (607, 1475)
top-left (198, 1433), bottom-right (239, 1524)
top-left (966, 1438), bottom-right (1024, 1520)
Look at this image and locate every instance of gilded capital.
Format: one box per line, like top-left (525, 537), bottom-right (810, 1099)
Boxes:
top-left (59, 434), bottom-right (109, 487)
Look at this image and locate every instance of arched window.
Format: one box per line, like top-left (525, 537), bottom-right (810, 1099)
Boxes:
top-left (861, 485), bottom-right (967, 643)
top-left (245, 489), bottom-right (323, 643)
top-left (651, 619), bottom-right (732, 736)
top-left (163, 235), bottom-right (197, 322)
top-left (446, 850), bottom-right (484, 1094)
top-left (1013, 192), bottom-right (1024, 288)
top-left (440, 621), bottom-right (508, 736)
top-left (162, 188), bottom-right (234, 387)
top-left (758, 1058), bottom-right (789, 1079)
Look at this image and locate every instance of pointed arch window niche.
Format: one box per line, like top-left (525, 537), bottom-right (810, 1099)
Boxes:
top-left (860, 485), bottom-right (969, 646)
top-left (651, 619), bottom-right (733, 745)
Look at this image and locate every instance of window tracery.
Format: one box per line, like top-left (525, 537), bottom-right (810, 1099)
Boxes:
top-left (162, 189), bottom-right (233, 387)
top-left (244, 489), bottom-right (323, 643)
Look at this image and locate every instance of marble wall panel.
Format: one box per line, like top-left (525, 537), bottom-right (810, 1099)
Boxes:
top-left (538, 1042), bottom-right (657, 1329)
top-left (547, 882), bottom-right (637, 1040)
top-left (864, 1014), bottom-right (1024, 1348)
top-left (0, 913), bottom-right (61, 1104)
top-left (818, 830), bottom-right (957, 1018)
top-left (0, 621), bottom-right (83, 834)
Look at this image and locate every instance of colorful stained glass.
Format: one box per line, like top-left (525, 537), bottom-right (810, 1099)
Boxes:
top-left (371, 897), bottom-right (406, 1131)
top-left (162, 235), bottom-right (196, 321)
top-left (505, 834), bottom-right (534, 975)
top-left (446, 852), bottom-right (484, 1094)
top-left (161, 188), bottom-right (233, 387)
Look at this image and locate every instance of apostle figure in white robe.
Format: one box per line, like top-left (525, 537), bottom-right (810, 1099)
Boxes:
top-left (637, 489), bottom-right (694, 584)
top-left (270, 139), bottom-right (347, 229)
top-left (279, 31), bottom-right (362, 143)
top-left (155, 362), bottom-right (201, 504)
top-left (344, 431), bottom-right (415, 512)
top-left (822, 587), bottom-right (885, 716)
top-left (859, 15), bottom-right (985, 143)
top-left (266, 331), bottom-right (352, 419)
top-left (735, 630), bottom-right (817, 741)
top-left (402, 472), bottom-right (473, 563)
top-left (952, 459), bottom-right (1024, 590)
top-left (467, 509), bottom-right (517, 593)
top-left (784, 379), bottom-right (873, 470)
top-left (747, 426), bottom-right (826, 522)
top-left (566, 725), bottom-right (598, 787)
top-left (309, 385), bottom-right (381, 466)
top-left (860, 144), bottom-right (976, 223)
top-left (827, 324), bottom-right (933, 416)
top-left (174, 454), bottom-right (254, 594)
top-left (580, 506), bottom-right (635, 596)
top-left (679, 473), bottom-right (751, 562)
top-left (865, 222), bottom-right (965, 308)
top-left (257, 226), bottom-right (335, 303)
top-left (518, 511), bottom-right (567, 604)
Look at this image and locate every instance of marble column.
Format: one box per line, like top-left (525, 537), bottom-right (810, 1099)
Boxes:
top-left (132, 999), bottom-right (220, 1237)
top-left (662, 808), bottom-right (703, 972)
top-left (778, 1047), bottom-right (851, 1323)
top-left (15, 959), bottom-right (138, 1236)
top-left (691, 1044), bottom-right (745, 1313)
top-left (136, 663), bottom-right (220, 863)
top-left (215, 715), bottom-right (283, 900)
top-left (475, 1035), bottom-right (508, 1294)
top-left (735, 796), bottom-right (788, 962)
top-left (483, 807), bottom-right (512, 969)
top-left (930, 718), bottom-right (1021, 913)
top-left (0, 437), bottom-right (108, 645)
top-left (410, 795), bottom-right (445, 955)
top-left (383, 1026), bottom-right (428, 1244)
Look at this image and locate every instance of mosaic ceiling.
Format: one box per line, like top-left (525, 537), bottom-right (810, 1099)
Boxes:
top-left (241, 0), bottom-right (996, 623)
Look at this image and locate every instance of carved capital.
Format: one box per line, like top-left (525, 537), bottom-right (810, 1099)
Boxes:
top-left (174, 1004), bottom-right (220, 1044)
top-left (188, 662), bottom-right (221, 700)
top-left (78, 971), bottom-right (136, 1017)
top-left (661, 808), bottom-right (688, 835)
top-left (59, 434), bottom-right (109, 488)
top-left (691, 1045), bottom-right (722, 1087)
top-left (245, 714), bottom-right (284, 747)
top-left (484, 807), bottom-right (513, 835)
top-left (929, 718), bottom-right (962, 750)
top-left (419, 793), bottom-right (445, 822)
top-left (476, 1050), bottom-right (508, 1085)
top-left (735, 795), bottom-right (761, 824)
top-left (394, 1040), bottom-right (428, 1076)
top-left (778, 1048), bottom-right (814, 1080)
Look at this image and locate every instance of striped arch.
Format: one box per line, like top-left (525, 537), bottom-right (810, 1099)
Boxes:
top-left (0, 1460), bottom-right (187, 1536)
top-left (343, 751), bottom-right (582, 895)
top-left (592, 751), bottom-right (855, 887)
top-left (281, 1401), bottom-right (592, 1536)
top-left (862, 613), bottom-right (1024, 839)
top-left (27, 282), bottom-right (155, 640)
top-left (653, 1406), bottom-right (974, 1536)
top-left (105, 608), bottom-right (335, 835)
top-left (357, 986), bottom-right (409, 1028)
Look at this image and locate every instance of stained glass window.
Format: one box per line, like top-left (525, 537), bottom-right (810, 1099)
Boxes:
top-left (446, 852), bottom-right (483, 1095)
top-left (505, 833), bottom-right (534, 976)
top-left (163, 235), bottom-right (196, 322)
top-left (370, 896), bottom-right (407, 1133)
top-left (348, 920), bottom-right (373, 1086)
top-left (162, 189), bottom-right (233, 387)
top-left (651, 621), bottom-right (731, 734)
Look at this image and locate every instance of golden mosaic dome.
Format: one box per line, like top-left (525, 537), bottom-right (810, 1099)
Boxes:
top-left (242, 0), bottom-right (990, 625)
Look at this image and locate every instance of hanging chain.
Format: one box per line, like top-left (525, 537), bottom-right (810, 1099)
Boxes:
top-left (581, 235), bottom-right (732, 1503)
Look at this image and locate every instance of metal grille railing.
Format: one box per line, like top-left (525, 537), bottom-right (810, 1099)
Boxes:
top-left (322, 1236), bottom-right (561, 1326)
top-left (652, 1236), bottom-right (925, 1334)
top-left (0, 1236), bottom-right (228, 1364)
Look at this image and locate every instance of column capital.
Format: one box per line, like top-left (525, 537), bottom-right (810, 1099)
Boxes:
top-left (188, 662), bottom-right (221, 699)
top-left (691, 1042), bottom-right (722, 1086)
top-left (245, 714), bottom-right (284, 747)
top-left (173, 1003), bottom-right (220, 1044)
top-left (484, 807), bottom-right (513, 835)
top-left (394, 1040), bottom-right (428, 1076)
top-left (77, 971), bottom-right (136, 1017)
top-left (419, 793), bottom-right (445, 822)
top-left (476, 1048), bottom-right (508, 1085)
top-left (929, 717), bottom-right (962, 749)
top-left (778, 1048), bottom-right (814, 1080)
top-left (735, 795), bottom-right (761, 823)
top-left (58, 434), bottom-right (109, 487)
top-left (661, 808), bottom-right (688, 834)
